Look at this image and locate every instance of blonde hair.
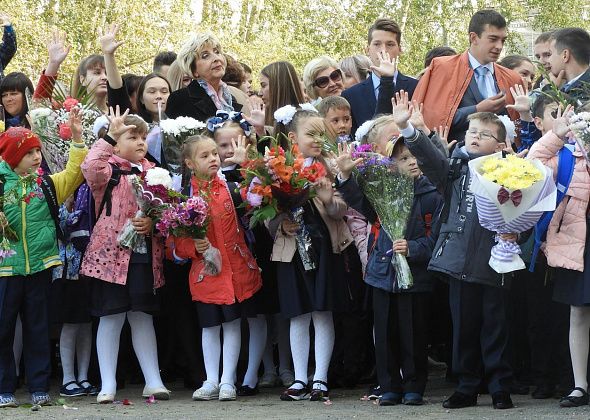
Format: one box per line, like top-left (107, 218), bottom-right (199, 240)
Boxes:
top-left (167, 60), bottom-right (191, 92)
top-left (302, 56), bottom-right (340, 100)
top-left (339, 55), bottom-right (372, 83)
top-left (177, 33), bottom-right (223, 78)
top-left (124, 115), bottom-right (149, 136)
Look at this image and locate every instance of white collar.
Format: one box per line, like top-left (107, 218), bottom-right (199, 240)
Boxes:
top-left (304, 157), bottom-right (315, 168)
top-left (130, 162), bottom-right (143, 172)
top-left (468, 51), bottom-right (495, 74)
top-left (566, 69), bottom-right (588, 86)
top-left (222, 164), bottom-right (237, 171)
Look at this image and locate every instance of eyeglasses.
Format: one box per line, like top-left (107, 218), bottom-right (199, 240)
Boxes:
top-left (314, 69), bottom-right (342, 89)
top-left (466, 128), bottom-right (499, 142)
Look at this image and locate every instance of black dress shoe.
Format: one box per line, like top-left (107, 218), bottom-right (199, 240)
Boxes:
top-left (532, 384), bottom-right (556, 399)
top-left (492, 391), bottom-right (514, 409)
top-left (237, 385), bottom-right (259, 396)
top-left (442, 391), bottom-right (477, 409)
top-left (560, 387), bottom-right (589, 407)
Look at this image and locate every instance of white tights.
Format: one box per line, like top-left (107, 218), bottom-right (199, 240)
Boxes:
top-left (202, 318), bottom-right (241, 387)
top-left (60, 322), bottom-right (92, 387)
top-left (569, 306), bottom-right (590, 396)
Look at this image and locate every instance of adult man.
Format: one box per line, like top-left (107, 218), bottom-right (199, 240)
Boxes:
top-left (341, 18), bottom-right (417, 134)
top-left (546, 27), bottom-right (590, 105)
top-left (412, 9), bottom-right (521, 142)
top-left (152, 51), bottom-right (177, 79)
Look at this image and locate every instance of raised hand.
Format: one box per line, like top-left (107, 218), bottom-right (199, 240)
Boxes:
top-left (433, 125), bottom-right (456, 150)
top-left (106, 106), bottom-right (135, 140)
top-left (333, 142), bottom-right (362, 180)
top-left (45, 30), bottom-right (71, 76)
top-left (98, 23), bottom-right (124, 55)
top-left (553, 104), bottom-right (574, 139)
top-left (506, 84), bottom-right (532, 121)
top-left (369, 51), bottom-right (397, 78)
top-left (392, 90), bottom-right (413, 129)
top-left (244, 96), bottom-right (266, 133)
top-left (0, 14), bottom-right (11, 26)
top-left (315, 177), bottom-right (335, 205)
top-left (408, 101), bottom-right (430, 135)
top-left (224, 135), bottom-right (251, 165)
top-left (68, 107), bottom-right (83, 143)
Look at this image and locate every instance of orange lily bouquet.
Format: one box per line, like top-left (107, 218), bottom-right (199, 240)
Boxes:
top-left (240, 140), bottom-right (326, 228)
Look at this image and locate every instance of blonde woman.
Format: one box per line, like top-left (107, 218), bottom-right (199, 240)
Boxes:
top-left (302, 56), bottom-right (344, 103)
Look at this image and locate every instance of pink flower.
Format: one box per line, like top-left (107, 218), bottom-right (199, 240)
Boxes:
top-left (59, 123), bottom-right (72, 140)
top-left (63, 97), bottom-right (79, 112)
top-left (246, 191), bottom-right (263, 207)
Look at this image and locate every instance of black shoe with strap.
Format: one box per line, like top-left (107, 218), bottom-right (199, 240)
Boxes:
top-left (280, 380), bottom-right (309, 401)
top-left (560, 387), bottom-right (589, 407)
top-left (309, 380), bottom-right (330, 401)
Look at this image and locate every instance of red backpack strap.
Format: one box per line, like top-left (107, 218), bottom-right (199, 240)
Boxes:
top-left (424, 213), bottom-right (432, 237)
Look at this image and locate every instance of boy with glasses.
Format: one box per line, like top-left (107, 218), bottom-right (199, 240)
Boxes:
top-left (393, 90), bottom-right (517, 410)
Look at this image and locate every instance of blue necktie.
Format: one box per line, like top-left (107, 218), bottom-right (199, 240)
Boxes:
top-left (474, 66), bottom-right (490, 99)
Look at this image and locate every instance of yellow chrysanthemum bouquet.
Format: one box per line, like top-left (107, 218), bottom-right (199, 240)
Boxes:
top-left (468, 153), bottom-right (556, 273)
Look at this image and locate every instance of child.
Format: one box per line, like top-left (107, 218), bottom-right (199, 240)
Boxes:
top-left (72, 54), bottom-right (108, 114)
top-left (528, 104), bottom-right (590, 407)
top-left (173, 135), bottom-right (262, 401)
top-left (0, 125), bottom-right (88, 408)
top-left (79, 108), bottom-right (169, 403)
top-left (394, 90), bottom-right (517, 410)
top-left (271, 108), bottom-right (362, 401)
top-left (317, 95), bottom-right (353, 144)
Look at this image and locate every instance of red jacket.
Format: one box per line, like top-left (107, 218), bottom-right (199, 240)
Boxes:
top-left (174, 175), bottom-right (262, 305)
top-left (412, 51), bottom-right (522, 130)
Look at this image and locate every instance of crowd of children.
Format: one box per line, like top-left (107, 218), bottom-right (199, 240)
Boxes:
top-left (1, 7), bottom-right (590, 413)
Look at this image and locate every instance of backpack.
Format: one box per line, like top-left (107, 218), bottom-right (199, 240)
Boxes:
top-left (0, 174), bottom-right (64, 242)
top-left (528, 145), bottom-right (576, 272)
top-left (66, 163), bottom-right (134, 252)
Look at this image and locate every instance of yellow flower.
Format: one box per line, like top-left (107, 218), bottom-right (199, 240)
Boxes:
top-left (480, 155), bottom-right (542, 190)
top-left (0, 120), bottom-right (5, 133)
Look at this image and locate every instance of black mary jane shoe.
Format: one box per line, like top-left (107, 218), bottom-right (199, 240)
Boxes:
top-left (309, 380), bottom-right (330, 402)
top-left (79, 380), bottom-right (99, 396)
top-left (60, 381), bottom-right (87, 397)
top-left (560, 387), bottom-right (589, 407)
top-left (280, 380), bottom-right (309, 401)
top-left (237, 385), bottom-right (259, 397)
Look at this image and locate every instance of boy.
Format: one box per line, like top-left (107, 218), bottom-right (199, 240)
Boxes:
top-left (0, 126), bottom-right (87, 407)
top-left (317, 96), bottom-right (353, 143)
top-left (393, 90), bottom-right (516, 409)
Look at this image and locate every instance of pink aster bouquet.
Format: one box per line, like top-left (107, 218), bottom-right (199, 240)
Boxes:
top-left (156, 195), bottom-right (221, 278)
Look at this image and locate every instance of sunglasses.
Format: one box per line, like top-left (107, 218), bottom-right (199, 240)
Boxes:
top-left (314, 69), bottom-right (342, 89)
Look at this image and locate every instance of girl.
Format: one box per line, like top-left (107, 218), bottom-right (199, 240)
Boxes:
top-left (499, 55), bottom-right (536, 91)
top-left (528, 105), bottom-right (590, 408)
top-left (72, 54), bottom-right (108, 114)
top-left (79, 108), bottom-right (169, 403)
top-left (271, 108), bottom-right (361, 401)
top-left (173, 135), bottom-right (262, 401)
top-left (259, 61), bottom-right (306, 127)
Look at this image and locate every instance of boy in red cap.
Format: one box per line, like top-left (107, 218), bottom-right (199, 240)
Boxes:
top-left (0, 123), bottom-right (87, 408)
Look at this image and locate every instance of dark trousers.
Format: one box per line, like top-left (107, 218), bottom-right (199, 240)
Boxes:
top-left (0, 270), bottom-right (52, 393)
top-left (449, 278), bottom-right (512, 395)
top-left (373, 287), bottom-right (430, 394)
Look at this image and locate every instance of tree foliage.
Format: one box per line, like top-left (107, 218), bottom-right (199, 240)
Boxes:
top-left (2, 0), bottom-right (589, 87)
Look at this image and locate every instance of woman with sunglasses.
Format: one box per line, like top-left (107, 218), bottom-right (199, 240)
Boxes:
top-left (302, 56), bottom-right (344, 105)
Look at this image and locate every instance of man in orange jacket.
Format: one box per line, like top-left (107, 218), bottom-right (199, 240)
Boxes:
top-left (412, 9), bottom-right (521, 143)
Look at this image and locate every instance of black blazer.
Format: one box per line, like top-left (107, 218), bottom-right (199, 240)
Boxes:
top-left (166, 79), bottom-right (242, 121)
top-left (341, 72), bottom-right (418, 135)
top-left (562, 68), bottom-right (590, 105)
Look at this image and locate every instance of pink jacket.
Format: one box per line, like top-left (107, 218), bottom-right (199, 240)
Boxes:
top-left (79, 139), bottom-right (165, 287)
top-left (528, 131), bottom-right (590, 271)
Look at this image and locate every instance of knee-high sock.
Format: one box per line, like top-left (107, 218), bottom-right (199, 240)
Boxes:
top-left (262, 318), bottom-right (276, 374)
top-left (60, 324), bottom-right (80, 385)
top-left (202, 325), bottom-right (221, 386)
top-left (96, 313), bottom-right (126, 394)
top-left (569, 306), bottom-right (590, 392)
top-left (13, 314), bottom-right (23, 377)
top-left (277, 315), bottom-right (292, 374)
top-left (76, 323), bottom-right (92, 383)
top-left (243, 315), bottom-right (267, 387)
top-left (127, 311), bottom-right (164, 388)
top-left (220, 318), bottom-right (241, 386)
top-left (290, 313), bottom-right (311, 388)
top-left (311, 311), bottom-right (335, 389)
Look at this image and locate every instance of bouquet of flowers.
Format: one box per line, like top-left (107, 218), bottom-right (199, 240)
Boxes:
top-left (29, 95), bottom-right (100, 173)
top-left (159, 116), bottom-right (206, 178)
top-left (117, 167), bottom-right (181, 253)
top-left (241, 140), bottom-right (326, 270)
top-left (469, 153), bottom-right (557, 273)
top-left (352, 144), bottom-right (415, 289)
top-left (569, 112), bottom-right (590, 163)
top-left (156, 195), bottom-right (222, 279)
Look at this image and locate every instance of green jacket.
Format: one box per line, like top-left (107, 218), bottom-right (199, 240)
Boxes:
top-left (0, 144), bottom-right (88, 277)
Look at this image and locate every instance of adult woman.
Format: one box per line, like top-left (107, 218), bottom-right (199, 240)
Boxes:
top-left (166, 60), bottom-right (192, 92)
top-left (339, 55), bottom-right (372, 89)
top-left (499, 55), bottom-right (536, 91)
top-left (166, 33), bottom-right (242, 120)
top-left (259, 61), bottom-right (305, 126)
top-left (302, 56), bottom-right (344, 103)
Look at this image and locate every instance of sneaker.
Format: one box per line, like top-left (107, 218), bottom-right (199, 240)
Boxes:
top-left (279, 370), bottom-right (295, 387)
top-left (192, 381), bottom-right (220, 401)
top-left (0, 393), bottom-right (17, 408)
top-left (60, 381), bottom-right (86, 397)
top-left (31, 392), bottom-right (51, 406)
top-left (219, 383), bottom-right (237, 401)
top-left (259, 372), bottom-right (280, 388)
